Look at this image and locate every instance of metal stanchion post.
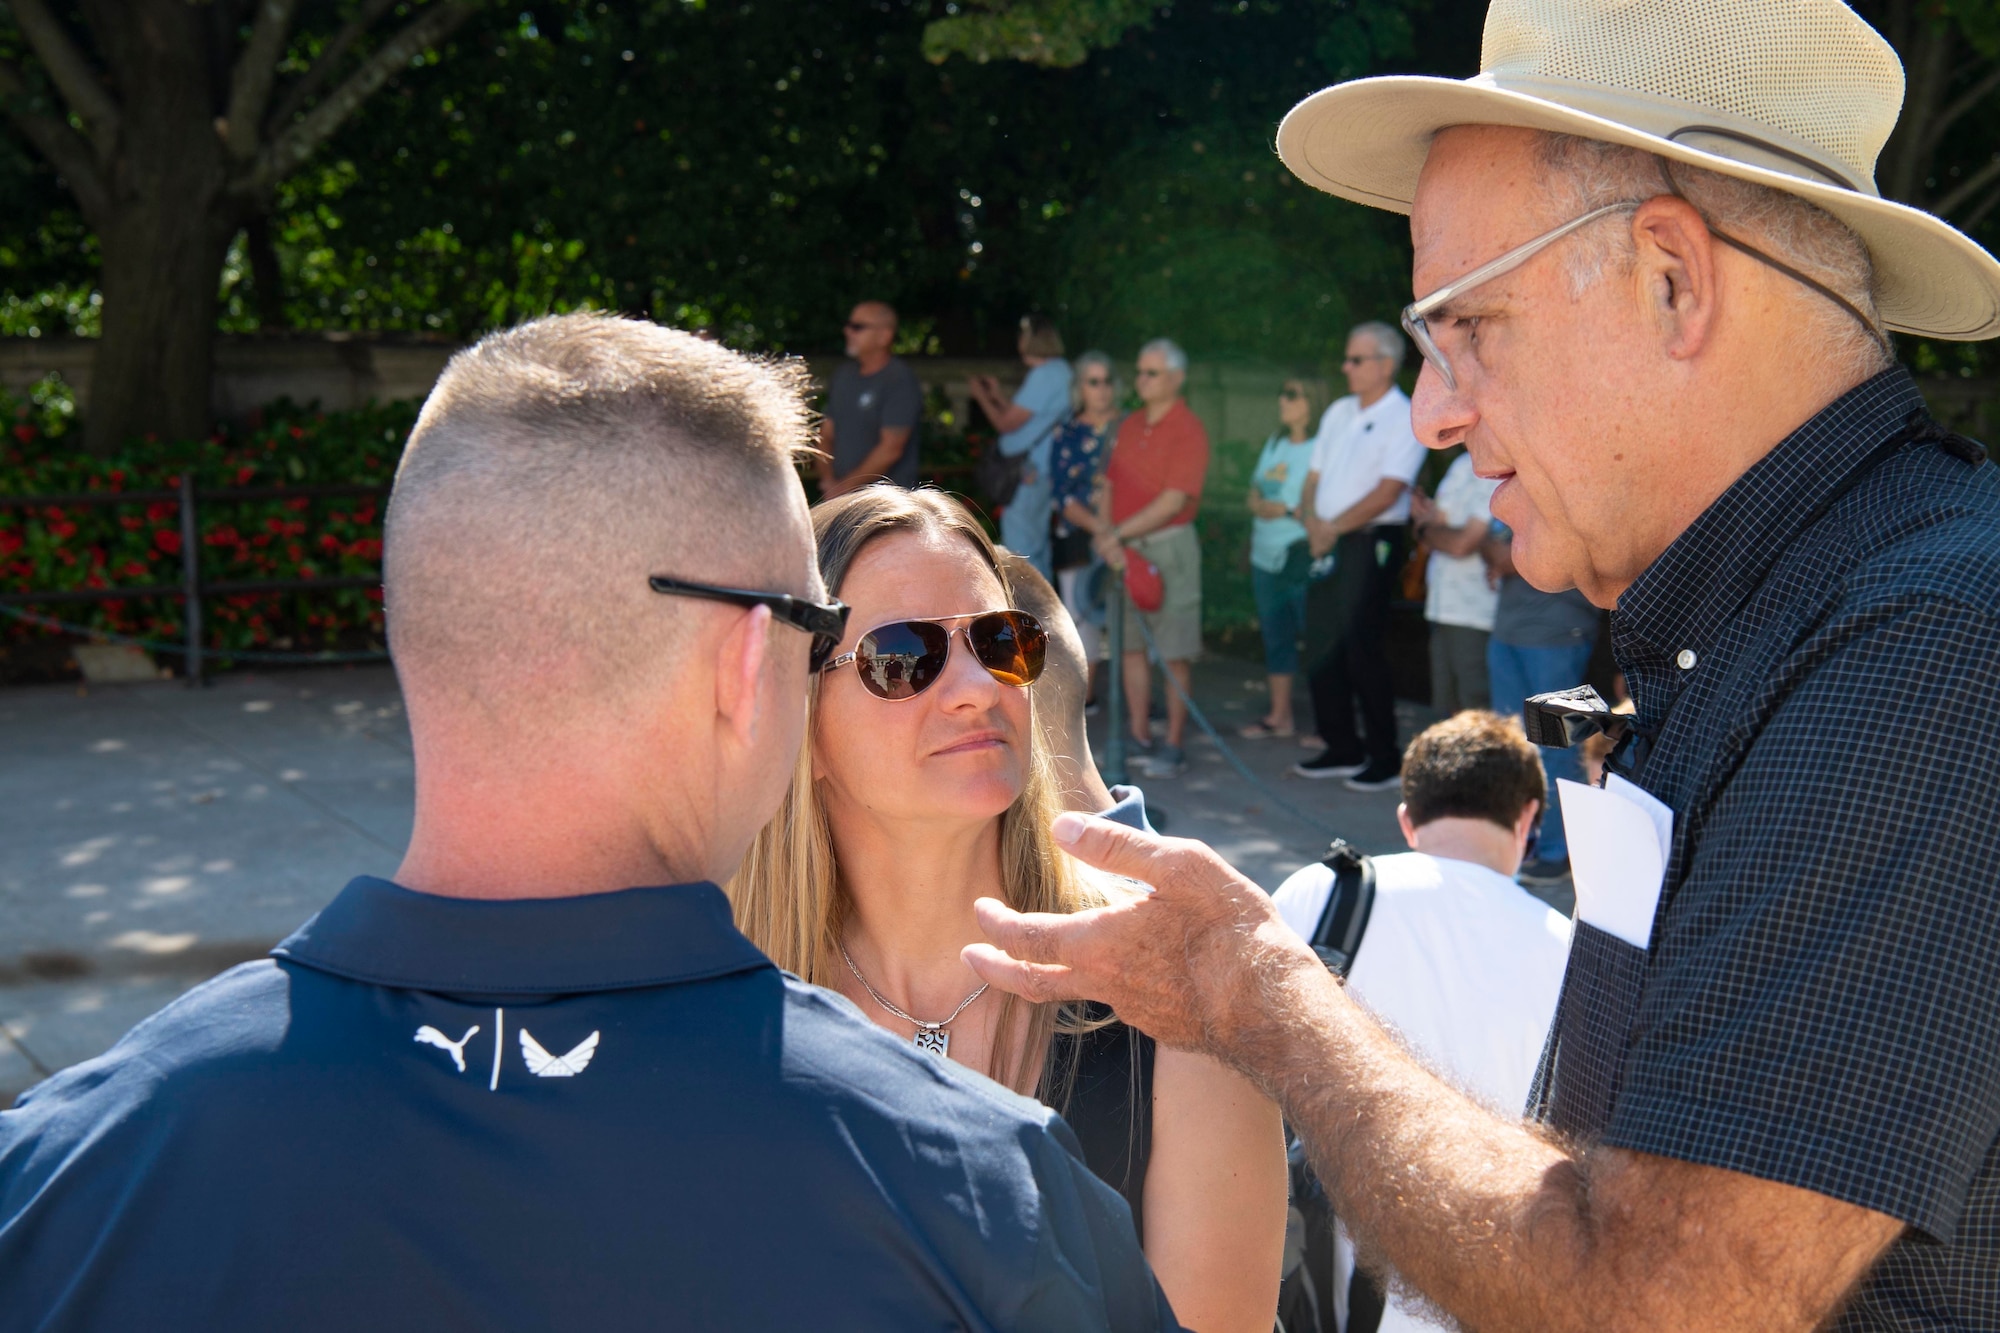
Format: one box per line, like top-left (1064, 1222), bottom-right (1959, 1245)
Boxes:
top-left (179, 473), bottom-right (203, 688)
top-left (1102, 573), bottom-right (1127, 786)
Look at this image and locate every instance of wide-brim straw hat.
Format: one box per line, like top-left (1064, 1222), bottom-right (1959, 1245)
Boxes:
top-left (1276, 0), bottom-right (2000, 341)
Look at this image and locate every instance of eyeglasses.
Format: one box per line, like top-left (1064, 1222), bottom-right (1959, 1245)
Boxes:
top-left (1279, 387), bottom-right (1305, 400)
top-left (1340, 354), bottom-right (1387, 367)
top-left (1403, 168), bottom-right (1887, 393)
top-left (820, 609), bottom-right (1046, 701)
top-left (1135, 367), bottom-right (1168, 379)
top-left (843, 320), bottom-right (881, 333)
top-left (648, 576), bottom-right (851, 672)
top-left (1401, 202), bottom-right (1635, 393)
top-left (1082, 376), bottom-right (1113, 388)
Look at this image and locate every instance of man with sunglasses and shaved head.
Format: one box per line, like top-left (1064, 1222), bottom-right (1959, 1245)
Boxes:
top-left (0, 313), bottom-right (1174, 1331)
top-left (966, 1), bottom-right (2000, 1330)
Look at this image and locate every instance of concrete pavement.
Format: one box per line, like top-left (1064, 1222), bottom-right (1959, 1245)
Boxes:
top-left (1, 654), bottom-right (1511, 1105)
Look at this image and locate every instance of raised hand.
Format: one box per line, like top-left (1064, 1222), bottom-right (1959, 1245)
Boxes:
top-left (963, 812), bottom-right (1324, 1055)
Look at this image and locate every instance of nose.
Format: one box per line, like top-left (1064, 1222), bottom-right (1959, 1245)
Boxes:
top-left (1410, 359), bottom-right (1476, 450)
top-left (930, 627), bottom-right (1003, 710)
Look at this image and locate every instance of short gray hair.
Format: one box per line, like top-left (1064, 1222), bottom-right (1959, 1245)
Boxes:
top-left (1533, 132), bottom-right (1887, 377)
top-left (1350, 320), bottom-right (1406, 366)
top-left (387, 312), bottom-right (815, 723)
top-left (1070, 349), bottom-right (1121, 413)
top-left (1138, 337), bottom-right (1187, 374)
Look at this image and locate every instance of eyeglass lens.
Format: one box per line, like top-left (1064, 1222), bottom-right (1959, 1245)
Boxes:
top-left (850, 613), bottom-right (1045, 700)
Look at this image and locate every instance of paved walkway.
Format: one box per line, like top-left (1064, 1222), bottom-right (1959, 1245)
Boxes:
top-left (0, 655), bottom-right (1544, 1104)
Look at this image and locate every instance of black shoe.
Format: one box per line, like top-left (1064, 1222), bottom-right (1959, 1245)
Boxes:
top-left (1517, 856), bottom-right (1572, 886)
top-left (1343, 759), bottom-right (1403, 791)
top-left (1293, 750), bottom-right (1368, 779)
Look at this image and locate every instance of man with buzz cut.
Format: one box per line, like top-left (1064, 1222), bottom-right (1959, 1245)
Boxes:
top-left (0, 314), bottom-right (1174, 1331)
top-left (964, 1), bottom-right (2000, 1330)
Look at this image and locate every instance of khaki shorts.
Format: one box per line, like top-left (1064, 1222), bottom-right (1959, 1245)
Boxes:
top-left (1118, 523), bottom-right (1203, 662)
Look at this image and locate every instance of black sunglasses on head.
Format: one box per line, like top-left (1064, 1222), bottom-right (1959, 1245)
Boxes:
top-left (648, 576), bottom-right (850, 671)
top-left (821, 610), bottom-right (1046, 701)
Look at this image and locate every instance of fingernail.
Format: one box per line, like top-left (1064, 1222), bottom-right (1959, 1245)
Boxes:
top-left (1051, 811), bottom-right (1089, 845)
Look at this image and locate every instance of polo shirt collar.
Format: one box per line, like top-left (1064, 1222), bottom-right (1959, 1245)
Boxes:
top-left (1613, 367), bottom-right (1924, 679)
top-left (273, 876), bottom-right (772, 996)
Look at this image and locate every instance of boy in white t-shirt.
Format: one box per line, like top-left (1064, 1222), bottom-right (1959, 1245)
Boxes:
top-left (1410, 452), bottom-right (1501, 712)
top-left (1271, 711), bottom-right (1572, 1333)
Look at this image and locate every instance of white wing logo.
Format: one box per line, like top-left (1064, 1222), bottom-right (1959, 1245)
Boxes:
top-left (519, 1028), bottom-right (600, 1078)
top-left (413, 1024), bottom-right (480, 1073)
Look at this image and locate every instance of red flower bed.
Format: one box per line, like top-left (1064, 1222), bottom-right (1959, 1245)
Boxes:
top-left (0, 397), bottom-right (416, 660)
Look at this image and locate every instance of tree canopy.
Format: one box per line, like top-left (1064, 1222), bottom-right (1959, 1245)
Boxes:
top-left (1, 0), bottom-right (1996, 424)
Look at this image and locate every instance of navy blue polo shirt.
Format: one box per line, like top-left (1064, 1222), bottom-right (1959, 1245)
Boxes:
top-left (0, 877), bottom-right (1175, 1331)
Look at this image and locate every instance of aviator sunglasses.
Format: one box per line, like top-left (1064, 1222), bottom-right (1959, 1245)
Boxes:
top-left (821, 609), bottom-right (1047, 701)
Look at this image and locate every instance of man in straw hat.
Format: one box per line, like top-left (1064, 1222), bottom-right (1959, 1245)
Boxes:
top-left (965, 1), bottom-right (2000, 1328)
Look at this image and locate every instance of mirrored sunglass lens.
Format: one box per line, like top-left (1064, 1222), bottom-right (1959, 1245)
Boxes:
top-left (855, 621), bottom-right (948, 699)
top-left (970, 613), bottom-right (1045, 687)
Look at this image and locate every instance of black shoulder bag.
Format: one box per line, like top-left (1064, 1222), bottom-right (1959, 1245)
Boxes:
top-left (1276, 840), bottom-right (1385, 1333)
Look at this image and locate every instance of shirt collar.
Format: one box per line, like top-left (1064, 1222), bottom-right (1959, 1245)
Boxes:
top-left (273, 876), bottom-right (772, 996)
top-left (1614, 367), bottom-right (1925, 675)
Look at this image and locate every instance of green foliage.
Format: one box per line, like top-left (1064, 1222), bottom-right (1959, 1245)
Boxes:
top-left (1051, 123), bottom-right (1409, 367)
top-left (922, 0), bottom-right (1157, 67)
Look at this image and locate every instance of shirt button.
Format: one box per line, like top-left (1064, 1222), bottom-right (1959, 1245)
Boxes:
top-left (1676, 649), bottom-right (1698, 670)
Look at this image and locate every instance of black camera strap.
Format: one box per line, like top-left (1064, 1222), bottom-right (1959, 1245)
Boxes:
top-left (1307, 840), bottom-right (1377, 978)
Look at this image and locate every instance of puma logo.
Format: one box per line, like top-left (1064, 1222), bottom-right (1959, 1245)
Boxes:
top-left (413, 1024), bottom-right (480, 1073)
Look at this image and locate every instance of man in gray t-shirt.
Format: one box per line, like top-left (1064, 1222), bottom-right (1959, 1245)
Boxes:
top-left (820, 300), bottom-right (922, 494)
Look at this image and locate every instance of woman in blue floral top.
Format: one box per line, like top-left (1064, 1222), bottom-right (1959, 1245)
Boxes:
top-left (1046, 350), bottom-right (1122, 677)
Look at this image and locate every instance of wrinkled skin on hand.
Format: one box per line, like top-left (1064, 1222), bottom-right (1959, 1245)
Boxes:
top-left (964, 813), bottom-right (1328, 1062)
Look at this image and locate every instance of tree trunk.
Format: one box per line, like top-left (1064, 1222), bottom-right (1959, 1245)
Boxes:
top-left (78, 1), bottom-right (237, 458)
top-left (86, 184), bottom-right (236, 456)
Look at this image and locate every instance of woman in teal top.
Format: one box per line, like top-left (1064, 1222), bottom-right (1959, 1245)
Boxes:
top-left (1240, 375), bottom-right (1324, 739)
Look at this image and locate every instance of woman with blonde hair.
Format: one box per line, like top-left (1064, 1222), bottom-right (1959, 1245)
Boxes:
top-left (731, 486), bottom-right (1285, 1333)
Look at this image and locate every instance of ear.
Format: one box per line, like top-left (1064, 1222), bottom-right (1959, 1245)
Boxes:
top-left (714, 603), bottom-right (771, 749)
top-left (1628, 195), bottom-right (1722, 362)
top-left (1396, 802), bottom-right (1420, 849)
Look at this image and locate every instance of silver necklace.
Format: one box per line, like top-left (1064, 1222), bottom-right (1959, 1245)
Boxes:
top-left (838, 941), bottom-right (989, 1058)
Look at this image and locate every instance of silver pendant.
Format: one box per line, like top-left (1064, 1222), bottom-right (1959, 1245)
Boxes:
top-left (913, 1026), bottom-right (950, 1057)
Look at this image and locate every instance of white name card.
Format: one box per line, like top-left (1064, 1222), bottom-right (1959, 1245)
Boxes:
top-left (1557, 774), bottom-right (1674, 950)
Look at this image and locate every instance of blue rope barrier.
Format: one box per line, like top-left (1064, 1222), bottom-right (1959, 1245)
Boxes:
top-left (1129, 612), bottom-right (1343, 841)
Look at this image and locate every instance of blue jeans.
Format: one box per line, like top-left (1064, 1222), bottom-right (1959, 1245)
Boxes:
top-left (1251, 564), bottom-right (1308, 675)
top-left (1000, 481), bottom-right (1053, 579)
top-left (1488, 636), bottom-right (1597, 861)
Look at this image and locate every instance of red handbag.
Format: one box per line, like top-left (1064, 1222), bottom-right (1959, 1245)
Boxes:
top-left (1122, 550), bottom-right (1165, 612)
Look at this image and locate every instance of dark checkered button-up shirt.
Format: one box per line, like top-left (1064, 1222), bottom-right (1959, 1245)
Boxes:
top-left (1537, 368), bottom-right (2000, 1328)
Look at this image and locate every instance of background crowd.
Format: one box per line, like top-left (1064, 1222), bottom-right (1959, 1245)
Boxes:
top-left (817, 297), bottom-right (1602, 886)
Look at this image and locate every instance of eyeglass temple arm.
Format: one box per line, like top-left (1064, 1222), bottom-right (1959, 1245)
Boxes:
top-left (1406, 201), bottom-right (1637, 320)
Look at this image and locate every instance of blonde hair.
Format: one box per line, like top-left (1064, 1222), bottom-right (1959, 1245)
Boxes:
top-left (727, 486), bottom-right (1104, 1091)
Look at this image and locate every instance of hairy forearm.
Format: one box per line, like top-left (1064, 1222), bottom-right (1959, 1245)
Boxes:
top-left (1222, 960), bottom-right (1894, 1333)
top-left (1231, 961), bottom-right (1589, 1331)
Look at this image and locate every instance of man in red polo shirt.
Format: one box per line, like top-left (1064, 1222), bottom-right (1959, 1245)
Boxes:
top-left (1091, 337), bottom-right (1209, 778)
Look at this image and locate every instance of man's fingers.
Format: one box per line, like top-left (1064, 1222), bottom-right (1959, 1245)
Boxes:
top-left (961, 943), bottom-right (1080, 1005)
top-left (1049, 810), bottom-right (1217, 894)
top-left (972, 897), bottom-right (1083, 965)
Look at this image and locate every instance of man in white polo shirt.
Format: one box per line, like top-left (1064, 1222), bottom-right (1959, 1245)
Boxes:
top-left (1272, 711), bottom-right (1572, 1331)
top-left (1295, 321), bottom-right (1428, 790)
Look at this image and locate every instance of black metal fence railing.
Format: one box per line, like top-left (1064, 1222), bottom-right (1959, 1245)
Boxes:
top-left (0, 475), bottom-right (388, 686)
